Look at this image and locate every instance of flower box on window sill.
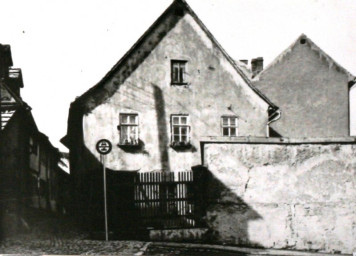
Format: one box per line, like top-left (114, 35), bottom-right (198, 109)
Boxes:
top-left (170, 141), bottom-right (192, 149)
top-left (118, 140), bottom-right (141, 149)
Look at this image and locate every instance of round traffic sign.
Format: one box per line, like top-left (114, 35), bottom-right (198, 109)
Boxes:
top-left (96, 139), bottom-right (112, 155)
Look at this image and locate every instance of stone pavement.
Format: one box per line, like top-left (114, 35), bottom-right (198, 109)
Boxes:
top-left (0, 236), bottom-right (146, 255)
top-left (1, 239), bottom-right (352, 255)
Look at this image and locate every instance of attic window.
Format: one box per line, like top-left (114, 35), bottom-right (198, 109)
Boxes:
top-left (300, 39), bottom-right (306, 44)
top-left (171, 60), bottom-right (188, 85)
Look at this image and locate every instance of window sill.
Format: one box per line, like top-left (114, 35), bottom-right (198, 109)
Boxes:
top-left (171, 82), bottom-right (189, 86)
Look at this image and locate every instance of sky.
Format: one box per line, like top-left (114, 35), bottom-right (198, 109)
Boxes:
top-left (1, 0), bottom-right (356, 151)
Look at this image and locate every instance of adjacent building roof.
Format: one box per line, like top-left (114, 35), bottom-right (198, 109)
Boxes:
top-left (254, 34), bottom-right (355, 82)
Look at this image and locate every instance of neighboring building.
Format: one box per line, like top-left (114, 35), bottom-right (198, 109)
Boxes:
top-left (62, 0), bottom-right (278, 233)
top-left (253, 34), bottom-right (356, 138)
top-left (0, 44), bottom-right (67, 238)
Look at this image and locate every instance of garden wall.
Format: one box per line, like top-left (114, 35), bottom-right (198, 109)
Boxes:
top-left (202, 138), bottom-right (356, 254)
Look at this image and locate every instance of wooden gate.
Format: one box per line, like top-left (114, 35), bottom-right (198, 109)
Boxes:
top-left (134, 171), bottom-right (196, 229)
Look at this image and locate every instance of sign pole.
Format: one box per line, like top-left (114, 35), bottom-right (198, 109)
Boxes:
top-left (103, 154), bottom-right (108, 242)
top-left (96, 139), bottom-right (112, 242)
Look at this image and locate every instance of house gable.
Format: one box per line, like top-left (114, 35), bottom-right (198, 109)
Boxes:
top-left (80, 1), bottom-right (276, 172)
top-left (73, 0), bottom-right (276, 114)
top-left (254, 34), bottom-right (355, 138)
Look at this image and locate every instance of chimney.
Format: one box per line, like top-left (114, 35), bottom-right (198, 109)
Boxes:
top-left (251, 57), bottom-right (263, 77)
top-left (0, 44), bottom-right (13, 78)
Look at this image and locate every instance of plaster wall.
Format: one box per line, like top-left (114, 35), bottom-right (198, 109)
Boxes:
top-left (203, 142), bottom-right (356, 254)
top-left (254, 39), bottom-right (350, 138)
top-left (82, 13), bottom-right (269, 172)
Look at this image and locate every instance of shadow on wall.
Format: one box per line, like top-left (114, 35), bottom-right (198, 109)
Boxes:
top-left (68, 85), bottom-right (176, 238)
top-left (70, 145), bottom-right (142, 239)
top-left (192, 166), bottom-right (262, 246)
top-left (153, 84), bottom-right (171, 171)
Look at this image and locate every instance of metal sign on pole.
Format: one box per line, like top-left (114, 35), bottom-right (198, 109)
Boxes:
top-left (96, 139), bottom-right (112, 241)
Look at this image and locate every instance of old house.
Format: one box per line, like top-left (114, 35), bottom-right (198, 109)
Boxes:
top-left (62, 1), bottom-right (355, 253)
top-left (253, 34), bottom-right (356, 138)
top-left (62, 0), bottom-right (278, 236)
top-left (0, 44), bottom-right (68, 239)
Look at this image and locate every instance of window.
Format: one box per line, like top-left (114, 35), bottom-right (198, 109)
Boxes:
top-left (171, 60), bottom-right (187, 85)
top-left (221, 116), bottom-right (238, 136)
top-left (119, 114), bottom-right (139, 145)
top-left (29, 137), bottom-right (38, 155)
top-left (171, 115), bottom-right (190, 145)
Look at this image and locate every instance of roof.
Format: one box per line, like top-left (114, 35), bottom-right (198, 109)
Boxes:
top-left (254, 34), bottom-right (356, 81)
top-left (72, 0), bottom-right (277, 112)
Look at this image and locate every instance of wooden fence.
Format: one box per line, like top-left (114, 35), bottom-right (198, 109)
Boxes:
top-left (134, 171), bottom-right (196, 229)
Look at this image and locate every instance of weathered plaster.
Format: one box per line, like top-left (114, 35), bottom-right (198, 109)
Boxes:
top-left (82, 13), bottom-right (269, 172)
top-left (203, 143), bottom-right (356, 254)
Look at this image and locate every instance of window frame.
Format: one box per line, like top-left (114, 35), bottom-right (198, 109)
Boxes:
top-left (221, 116), bottom-right (238, 137)
top-left (119, 113), bottom-right (139, 146)
top-left (171, 60), bottom-right (188, 85)
top-left (171, 114), bottom-right (191, 145)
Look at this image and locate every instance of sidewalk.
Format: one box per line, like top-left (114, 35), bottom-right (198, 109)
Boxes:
top-left (147, 242), bottom-right (353, 256)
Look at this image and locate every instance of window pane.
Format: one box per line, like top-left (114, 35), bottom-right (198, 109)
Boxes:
top-left (179, 67), bottom-right (184, 83)
top-left (173, 135), bottom-right (180, 142)
top-left (181, 135), bottom-right (188, 142)
top-left (129, 115), bottom-right (136, 124)
top-left (173, 117), bottom-right (179, 125)
top-left (181, 127), bottom-right (187, 135)
top-left (121, 115), bottom-right (128, 124)
top-left (181, 117), bottom-right (187, 125)
top-left (223, 128), bottom-right (229, 136)
top-left (173, 127), bottom-right (180, 135)
top-left (222, 117), bottom-right (228, 126)
top-left (173, 67), bottom-right (179, 82)
top-left (230, 128), bottom-right (236, 136)
top-left (130, 126), bottom-right (136, 136)
top-left (230, 118), bottom-right (236, 126)
top-left (121, 126), bottom-right (128, 142)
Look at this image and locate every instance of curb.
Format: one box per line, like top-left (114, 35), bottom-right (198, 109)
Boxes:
top-left (150, 242), bottom-right (352, 256)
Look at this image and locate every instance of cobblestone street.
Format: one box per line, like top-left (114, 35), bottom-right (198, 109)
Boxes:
top-left (0, 236), bottom-right (146, 255)
top-left (0, 238), bottom-right (253, 255)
